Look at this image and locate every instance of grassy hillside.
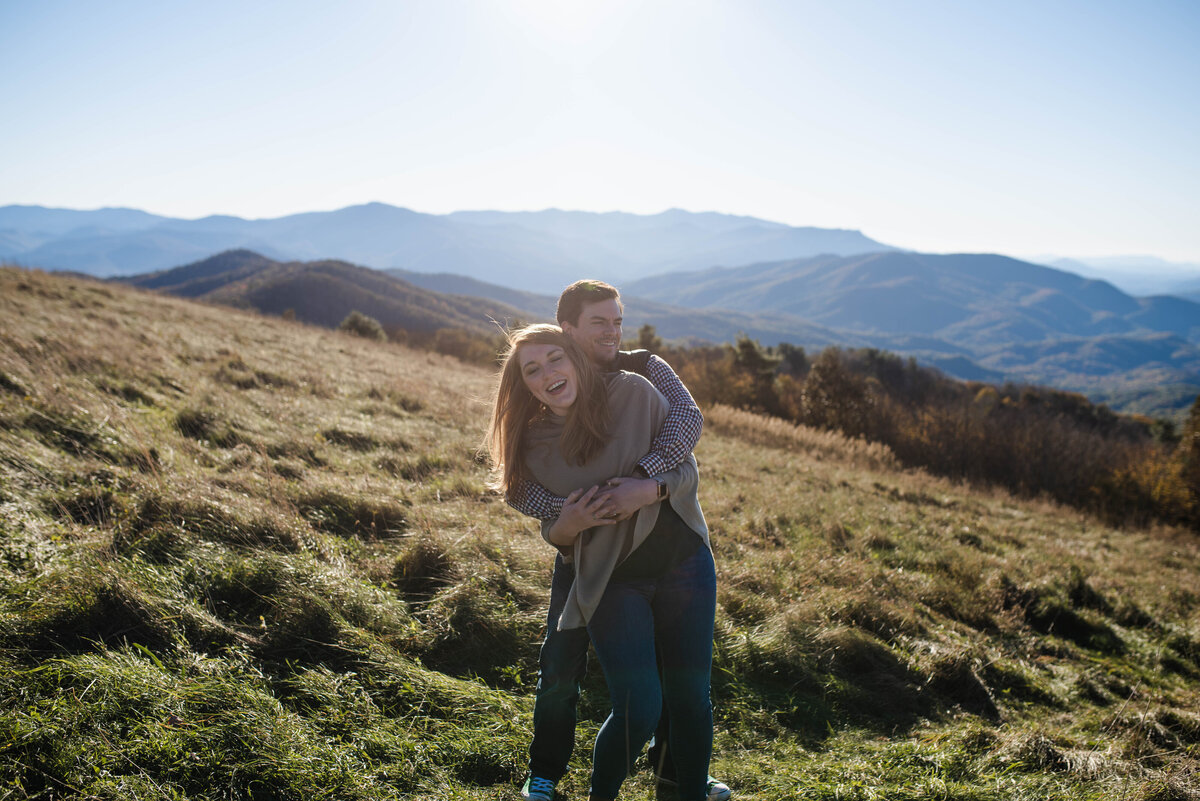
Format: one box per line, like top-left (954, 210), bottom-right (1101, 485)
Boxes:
top-left (1, 266), bottom-right (1199, 800)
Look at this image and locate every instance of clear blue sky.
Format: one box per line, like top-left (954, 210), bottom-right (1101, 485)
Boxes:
top-left (3, 0), bottom-right (1198, 261)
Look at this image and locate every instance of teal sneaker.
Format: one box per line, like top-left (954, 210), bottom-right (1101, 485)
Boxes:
top-left (520, 775), bottom-right (557, 801)
top-left (705, 777), bottom-right (732, 801)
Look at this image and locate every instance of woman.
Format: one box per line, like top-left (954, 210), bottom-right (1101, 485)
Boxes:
top-left (487, 324), bottom-right (716, 801)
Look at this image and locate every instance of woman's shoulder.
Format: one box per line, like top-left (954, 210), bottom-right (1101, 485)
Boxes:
top-left (524, 411), bottom-right (563, 442)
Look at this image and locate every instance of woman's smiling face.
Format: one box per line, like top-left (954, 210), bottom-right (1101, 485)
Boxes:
top-left (518, 343), bottom-right (578, 416)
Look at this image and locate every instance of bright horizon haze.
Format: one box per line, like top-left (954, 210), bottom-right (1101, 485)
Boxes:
top-left (2, 0), bottom-right (1198, 264)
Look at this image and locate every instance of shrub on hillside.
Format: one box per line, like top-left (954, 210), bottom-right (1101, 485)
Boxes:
top-left (802, 348), bottom-right (873, 437)
top-left (431, 328), bottom-right (503, 366)
top-left (338, 310), bottom-right (387, 342)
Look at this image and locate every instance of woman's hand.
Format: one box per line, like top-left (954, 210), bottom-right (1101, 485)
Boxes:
top-left (546, 485), bottom-right (614, 546)
top-left (595, 477), bottom-right (659, 522)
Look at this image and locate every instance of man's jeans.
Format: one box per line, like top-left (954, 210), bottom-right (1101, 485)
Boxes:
top-left (528, 554), bottom-right (590, 782)
top-left (586, 545), bottom-right (717, 801)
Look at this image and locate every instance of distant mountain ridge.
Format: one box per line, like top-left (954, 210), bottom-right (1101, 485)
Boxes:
top-left (1038, 255), bottom-right (1200, 299)
top-left (0, 202), bottom-right (896, 291)
top-left (625, 252), bottom-right (1200, 344)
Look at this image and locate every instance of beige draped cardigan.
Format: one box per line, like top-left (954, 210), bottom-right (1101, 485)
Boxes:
top-left (524, 371), bottom-right (709, 630)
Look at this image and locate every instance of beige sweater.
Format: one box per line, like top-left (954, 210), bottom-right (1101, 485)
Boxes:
top-left (524, 371), bottom-right (709, 630)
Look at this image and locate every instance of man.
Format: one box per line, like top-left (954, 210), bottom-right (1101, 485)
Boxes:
top-left (510, 280), bottom-right (731, 801)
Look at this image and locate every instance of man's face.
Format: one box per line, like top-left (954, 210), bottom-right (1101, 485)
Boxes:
top-left (562, 297), bottom-right (622, 366)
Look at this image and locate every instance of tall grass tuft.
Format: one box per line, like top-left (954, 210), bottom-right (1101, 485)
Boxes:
top-left (705, 403), bottom-right (898, 470)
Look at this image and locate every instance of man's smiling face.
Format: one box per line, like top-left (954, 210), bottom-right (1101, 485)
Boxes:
top-left (562, 297), bottom-right (622, 366)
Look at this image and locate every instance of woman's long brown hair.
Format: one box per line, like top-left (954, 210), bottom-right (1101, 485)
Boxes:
top-left (485, 324), bottom-right (611, 500)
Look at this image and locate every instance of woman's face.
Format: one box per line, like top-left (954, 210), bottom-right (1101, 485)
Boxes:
top-left (518, 342), bottom-right (578, 416)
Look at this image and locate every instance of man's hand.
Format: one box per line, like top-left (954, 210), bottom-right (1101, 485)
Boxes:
top-left (595, 477), bottom-right (659, 522)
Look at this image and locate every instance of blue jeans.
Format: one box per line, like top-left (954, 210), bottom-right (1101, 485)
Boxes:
top-left (587, 545), bottom-right (716, 801)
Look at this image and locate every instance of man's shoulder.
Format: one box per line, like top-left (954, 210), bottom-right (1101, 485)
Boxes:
top-left (615, 349), bottom-right (654, 376)
top-left (604, 370), bottom-right (665, 415)
top-left (604, 369), bottom-right (653, 392)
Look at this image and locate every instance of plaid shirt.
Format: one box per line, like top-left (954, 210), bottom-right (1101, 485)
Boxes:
top-left (507, 351), bottom-right (704, 521)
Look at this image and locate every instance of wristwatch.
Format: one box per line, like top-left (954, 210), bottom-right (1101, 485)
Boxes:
top-left (654, 477), bottom-right (668, 499)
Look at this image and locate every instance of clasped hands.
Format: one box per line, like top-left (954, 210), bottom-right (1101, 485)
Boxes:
top-left (559, 476), bottom-right (659, 531)
top-left (546, 475), bottom-right (664, 548)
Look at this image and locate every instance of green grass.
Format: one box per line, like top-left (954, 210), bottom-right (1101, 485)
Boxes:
top-left (1, 266), bottom-right (1199, 800)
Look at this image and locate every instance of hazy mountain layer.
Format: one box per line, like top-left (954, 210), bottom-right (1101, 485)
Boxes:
top-left (1043, 255), bottom-right (1200, 298)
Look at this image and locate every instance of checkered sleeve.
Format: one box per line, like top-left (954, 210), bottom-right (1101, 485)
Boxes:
top-left (506, 477), bottom-right (565, 522)
top-left (635, 354), bottom-right (704, 478)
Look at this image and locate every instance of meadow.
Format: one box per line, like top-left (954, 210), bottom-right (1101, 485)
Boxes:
top-left (1, 266), bottom-right (1198, 800)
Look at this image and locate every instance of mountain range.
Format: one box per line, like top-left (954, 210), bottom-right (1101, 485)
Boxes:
top-left (0, 203), bottom-right (894, 291)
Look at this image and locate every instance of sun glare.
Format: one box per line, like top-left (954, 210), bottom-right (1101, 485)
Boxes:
top-left (509, 0), bottom-right (637, 41)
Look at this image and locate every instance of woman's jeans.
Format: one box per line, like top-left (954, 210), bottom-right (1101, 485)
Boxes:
top-left (587, 545), bottom-right (716, 801)
top-left (528, 556), bottom-right (686, 784)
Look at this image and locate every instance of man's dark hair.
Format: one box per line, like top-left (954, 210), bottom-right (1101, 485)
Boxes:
top-left (556, 280), bottom-right (622, 327)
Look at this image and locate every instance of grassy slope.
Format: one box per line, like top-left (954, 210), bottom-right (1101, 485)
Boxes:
top-left (1, 266), bottom-right (1198, 800)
